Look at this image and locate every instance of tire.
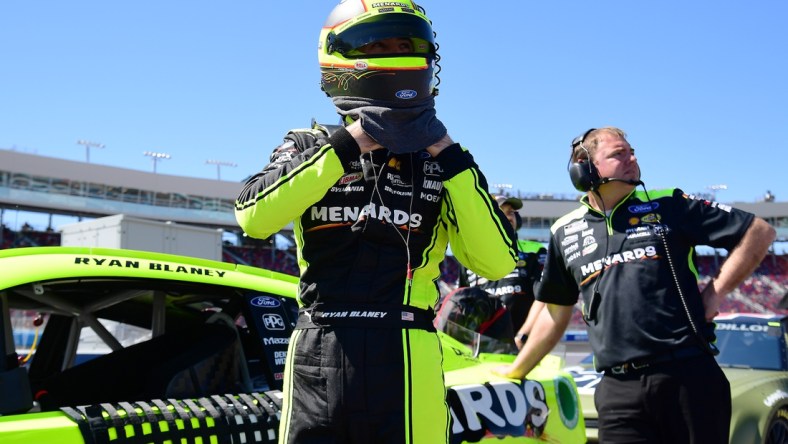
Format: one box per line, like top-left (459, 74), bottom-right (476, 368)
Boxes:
top-left (765, 408), bottom-right (788, 444)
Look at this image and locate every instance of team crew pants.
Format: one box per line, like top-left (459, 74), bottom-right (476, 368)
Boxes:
top-left (278, 326), bottom-right (449, 444)
top-left (595, 353), bottom-right (731, 444)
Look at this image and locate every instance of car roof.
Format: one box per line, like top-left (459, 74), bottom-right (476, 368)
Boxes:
top-left (715, 313), bottom-right (788, 323)
top-left (0, 246), bottom-right (298, 296)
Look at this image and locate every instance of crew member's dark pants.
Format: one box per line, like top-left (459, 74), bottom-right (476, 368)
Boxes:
top-left (595, 353), bottom-right (730, 443)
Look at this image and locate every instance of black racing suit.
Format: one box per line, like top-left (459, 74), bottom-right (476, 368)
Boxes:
top-left (536, 188), bottom-right (753, 370)
top-left (235, 122), bottom-right (517, 444)
top-left (536, 188), bottom-right (753, 443)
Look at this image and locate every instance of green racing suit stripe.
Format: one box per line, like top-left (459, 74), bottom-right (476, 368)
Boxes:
top-left (278, 327), bottom-right (303, 444)
top-left (402, 328), bottom-right (450, 444)
top-left (235, 143), bottom-right (345, 240)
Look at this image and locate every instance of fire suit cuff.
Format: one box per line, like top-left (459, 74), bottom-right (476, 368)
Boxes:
top-left (327, 126), bottom-right (361, 171)
top-left (432, 143), bottom-right (475, 180)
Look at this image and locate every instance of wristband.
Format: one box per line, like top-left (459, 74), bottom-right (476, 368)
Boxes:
top-left (516, 333), bottom-right (529, 343)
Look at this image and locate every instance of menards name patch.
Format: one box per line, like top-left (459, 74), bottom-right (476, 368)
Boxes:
top-left (73, 257), bottom-right (226, 277)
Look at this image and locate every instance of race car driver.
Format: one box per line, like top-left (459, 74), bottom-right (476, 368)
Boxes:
top-left (234, 1), bottom-right (518, 443)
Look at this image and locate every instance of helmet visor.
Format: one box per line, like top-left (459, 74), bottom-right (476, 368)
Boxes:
top-left (328, 14), bottom-right (435, 59)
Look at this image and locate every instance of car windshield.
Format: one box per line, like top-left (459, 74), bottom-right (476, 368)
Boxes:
top-left (439, 319), bottom-right (518, 356)
top-left (714, 321), bottom-right (787, 371)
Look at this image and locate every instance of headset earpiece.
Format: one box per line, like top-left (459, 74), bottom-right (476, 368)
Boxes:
top-left (514, 212), bottom-right (522, 231)
top-left (567, 128), bottom-right (600, 192)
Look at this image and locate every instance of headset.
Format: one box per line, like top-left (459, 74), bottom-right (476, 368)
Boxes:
top-left (567, 128), bottom-right (601, 192)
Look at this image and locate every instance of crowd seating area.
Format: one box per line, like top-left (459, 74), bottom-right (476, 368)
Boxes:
top-left (1, 225), bottom-right (60, 249)
top-left (3, 226), bottom-right (786, 325)
top-left (223, 245), bottom-right (300, 276)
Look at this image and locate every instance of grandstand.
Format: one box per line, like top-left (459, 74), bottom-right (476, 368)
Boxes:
top-left (2, 148), bottom-right (787, 326)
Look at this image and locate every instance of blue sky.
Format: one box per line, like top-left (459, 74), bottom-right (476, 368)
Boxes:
top-left (1, 0), bottom-right (786, 223)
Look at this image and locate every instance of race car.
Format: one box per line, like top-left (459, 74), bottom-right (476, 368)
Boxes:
top-left (0, 246), bottom-right (585, 443)
top-left (565, 313), bottom-right (788, 444)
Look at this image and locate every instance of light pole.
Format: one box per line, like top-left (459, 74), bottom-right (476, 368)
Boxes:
top-left (205, 159), bottom-right (238, 181)
top-left (143, 151), bottom-right (171, 174)
top-left (492, 183), bottom-right (513, 196)
top-left (706, 184), bottom-right (728, 201)
top-left (76, 139), bottom-right (105, 163)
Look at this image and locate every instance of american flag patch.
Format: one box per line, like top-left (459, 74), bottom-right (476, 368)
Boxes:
top-left (401, 311), bottom-right (414, 322)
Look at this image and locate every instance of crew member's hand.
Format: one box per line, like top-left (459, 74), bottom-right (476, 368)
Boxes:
top-left (491, 364), bottom-right (525, 379)
top-left (426, 133), bottom-right (454, 157)
top-left (346, 120), bottom-right (383, 154)
top-left (700, 280), bottom-right (722, 322)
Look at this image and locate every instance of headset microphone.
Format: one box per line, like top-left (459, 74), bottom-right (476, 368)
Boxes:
top-left (599, 178), bottom-right (643, 186)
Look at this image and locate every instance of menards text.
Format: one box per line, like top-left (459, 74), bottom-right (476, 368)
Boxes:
top-left (73, 257), bottom-right (226, 277)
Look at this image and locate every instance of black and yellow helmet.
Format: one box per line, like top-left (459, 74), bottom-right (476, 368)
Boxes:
top-left (318, 0), bottom-right (439, 102)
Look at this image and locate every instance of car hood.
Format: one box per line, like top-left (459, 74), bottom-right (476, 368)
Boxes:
top-left (722, 367), bottom-right (788, 397)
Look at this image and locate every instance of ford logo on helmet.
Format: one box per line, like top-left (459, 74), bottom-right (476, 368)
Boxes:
top-left (250, 296), bottom-right (282, 308)
top-left (395, 89), bottom-right (418, 100)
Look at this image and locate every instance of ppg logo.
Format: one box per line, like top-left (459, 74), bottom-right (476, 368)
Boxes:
top-left (251, 296), bottom-right (281, 308)
top-left (262, 314), bottom-right (286, 330)
top-left (423, 162), bottom-right (443, 175)
top-left (395, 89), bottom-right (418, 100)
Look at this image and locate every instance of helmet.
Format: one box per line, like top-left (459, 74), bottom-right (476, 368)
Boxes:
top-left (318, 0), bottom-right (439, 102)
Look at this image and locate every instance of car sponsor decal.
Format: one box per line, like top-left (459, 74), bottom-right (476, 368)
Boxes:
top-left (448, 379), bottom-right (550, 443)
top-left (262, 314), bottom-right (286, 330)
top-left (263, 337), bottom-right (289, 345)
top-left (73, 256), bottom-right (226, 277)
top-left (564, 367), bottom-right (602, 396)
top-left (250, 296), bottom-right (281, 308)
top-left (715, 322), bottom-right (769, 332)
top-left (765, 390), bottom-right (788, 408)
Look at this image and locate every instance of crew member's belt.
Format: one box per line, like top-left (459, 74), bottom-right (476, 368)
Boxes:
top-left (606, 346), bottom-right (706, 375)
top-left (296, 303), bottom-right (436, 331)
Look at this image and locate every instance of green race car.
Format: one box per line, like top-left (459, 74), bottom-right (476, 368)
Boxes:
top-left (565, 313), bottom-right (788, 444)
top-left (0, 247), bottom-right (585, 443)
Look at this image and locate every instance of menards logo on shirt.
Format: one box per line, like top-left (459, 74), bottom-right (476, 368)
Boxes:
top-left (579, 246), bottom-right (658, 277)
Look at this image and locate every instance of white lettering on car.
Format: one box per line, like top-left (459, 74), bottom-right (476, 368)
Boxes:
top-left (448, 380), bottom-right (549, 440)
